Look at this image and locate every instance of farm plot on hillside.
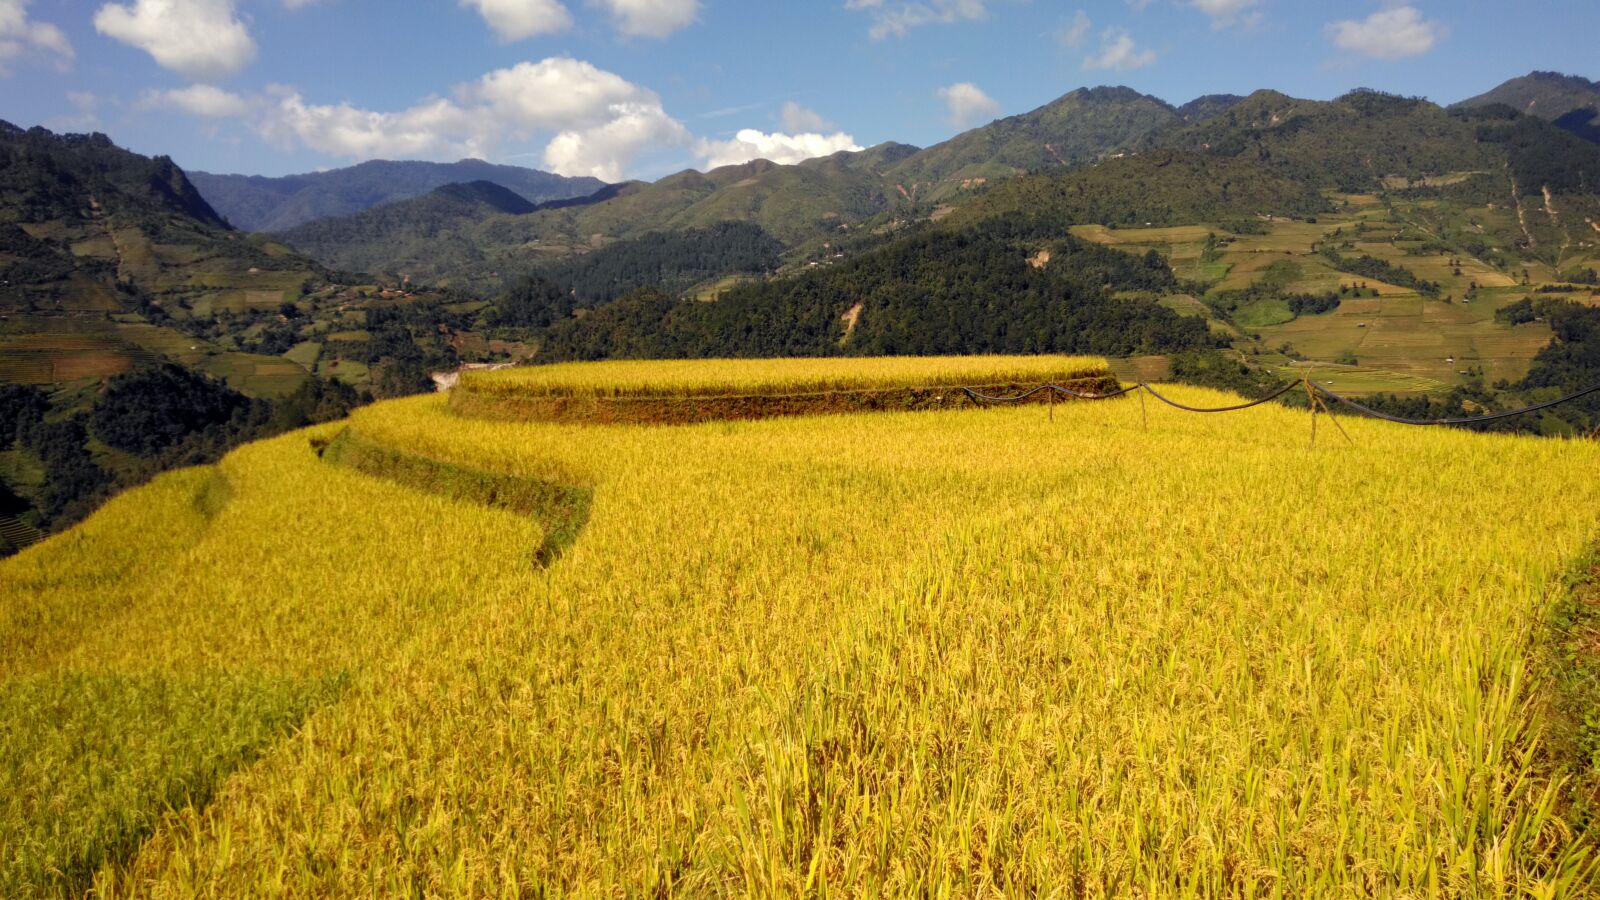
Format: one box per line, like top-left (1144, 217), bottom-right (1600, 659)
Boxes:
top-left (0, 321), bottom-right (157, 386)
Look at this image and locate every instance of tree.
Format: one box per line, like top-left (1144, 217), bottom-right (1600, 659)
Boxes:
top-left (0, 384), bottom-right (49, 446)
top-left (369, 358), bottom-right (435, 399)
top-left (90, 364), bottom-right (255, 456)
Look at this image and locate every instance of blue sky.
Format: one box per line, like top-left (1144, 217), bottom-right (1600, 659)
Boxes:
top-left (1, 0), bottom-right (1595, 180)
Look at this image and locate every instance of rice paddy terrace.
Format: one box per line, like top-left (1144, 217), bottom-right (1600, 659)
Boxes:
top-left (1071, 193), bottom-right (1600, 397)
top-left (6, 355), bottom-right (1600, 896)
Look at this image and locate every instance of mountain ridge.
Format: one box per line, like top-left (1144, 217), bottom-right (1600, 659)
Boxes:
top-left (189, 158), bottom-right (606, 232)
top-left (272, 86), bottom-right (1190, 283)
top-left (1455, 71), bottom-right (1600, 144)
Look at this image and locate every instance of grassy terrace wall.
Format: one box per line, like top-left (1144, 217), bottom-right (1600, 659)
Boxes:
top-left (318, 428), bottom-right (591, 566)
top-left (448, 355), bottom-right (1119, 424)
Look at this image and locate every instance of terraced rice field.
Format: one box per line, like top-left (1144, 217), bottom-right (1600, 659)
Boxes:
top-left (5, 356), bottom-right (1600, 895)
top-left (1257, 294), bottom-right (1555, 387)
top-left (0, 334), bottom-right (154, 384)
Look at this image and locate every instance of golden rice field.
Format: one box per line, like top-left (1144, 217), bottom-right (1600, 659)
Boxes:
top-left (5, 356), bottom-right (1600, 896)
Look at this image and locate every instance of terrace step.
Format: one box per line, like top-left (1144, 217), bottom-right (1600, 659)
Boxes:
top-left (0, 515), bottom-right (41, 550)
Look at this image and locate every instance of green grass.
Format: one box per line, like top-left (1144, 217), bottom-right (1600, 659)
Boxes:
top-left (0, 671), bottom-right (343, 898)
top-left (1234, 298), bottom-right (1296, 329)
top-left (284, 341), bottom-right (323, 372)
top-left (1284, 362), bottom-right (1449, 395)
top-left (317, 357), bottom-right (369, 385)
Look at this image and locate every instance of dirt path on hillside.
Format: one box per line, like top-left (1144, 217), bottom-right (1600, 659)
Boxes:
top-left (838, 302), bottom-right (863, 346)
top-left (1511, 177), bottom-right (1536, 249)
top-left (1540, 186), bottom-right (1579, 271)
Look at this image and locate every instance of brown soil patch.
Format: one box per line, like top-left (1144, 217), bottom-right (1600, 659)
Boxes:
top-left (52, 353), bottom-right (135, 381)
top-left (839, 303), bottom-right (863, 345)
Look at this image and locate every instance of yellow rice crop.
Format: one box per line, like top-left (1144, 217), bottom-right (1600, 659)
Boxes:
top-left (457, 354), bottom-right (1112, 398)
top-left (5, 365), bottom-right (1600, 896)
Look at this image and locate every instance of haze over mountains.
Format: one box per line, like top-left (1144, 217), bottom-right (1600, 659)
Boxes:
top-left (188, 159), bottom-right (606, 232)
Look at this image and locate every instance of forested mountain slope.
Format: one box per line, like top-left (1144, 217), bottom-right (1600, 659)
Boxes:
top-left (1456, 71), bottom-right (1600, 144)
top-left (878, 86), bottom-right (1181, 202)
top-left (275, 86), bottom-right (1193, 285)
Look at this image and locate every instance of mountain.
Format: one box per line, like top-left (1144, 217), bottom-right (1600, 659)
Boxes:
top-left (0, 124), bottom-right (508, 544)
top-left (275, 87), bottom-right (1190, 285)
top-left (0, 123), bottom-right (327, 537)
top-left (0, 121), bottom-right (324, 323)
top-left (1455, 71), bottom-right (1600, 144)
top-left (879, 86), bottom-right (1182, 202)
top-left (1154, 88), bottom-right (1513, 192)
top-left (1141, 87), bottom-right (1600, 256)
top-left (950, 151), bottom-right (1331, 230)
top-left (0, 121), bottom-right (227, 229)
top-left (189, 159), bottom-right (606, 232)
top-left (275, 179), bottom-right (567, 280)
top-left (431, 180), bottom-right (541, 214)
top-left (278, 154), bottom-right (910, 288)
top-left (1176, 94), bottom-right (1246, 123)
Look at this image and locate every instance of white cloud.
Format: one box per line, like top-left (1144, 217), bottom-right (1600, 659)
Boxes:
top-left (467, 57), bottom-right (652, 130)
top-left (1189, 0), bottom-right (1260, 30)
top-left (138, 84), bottom-right (252, 117)
top-left (154, 57), bottom-right (693, 180)
top-left (781, 102), bottom-right (831, 133)
top-left (94, 0), bottom-right (255, 80)
top-left (936, 82), bottom-right (999, 129)
top-left (459, 0), bottom-right (573, 41)
top-left (591, 0), bottom-right (699, 38)
top-left (0, 0), bottom-right (73, 73)
top-left (1055, 9), bottom-right (1090, 49)
top-left (548, 104), bottom-right (688, 180)
top-left (695, 129), bottom-right (862, 170)
top-left (844, 0), bottom-right (988, 40)
top-left (1082, 28), bottom-right (1156, 71)
top-left (1327, 5), bottom-right (1442, 60)
top-left (259, 90), bottom-right (486, 160)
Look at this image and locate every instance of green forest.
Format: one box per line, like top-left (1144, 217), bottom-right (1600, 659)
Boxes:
top-left (533, 222), bottom-right (1211, 361)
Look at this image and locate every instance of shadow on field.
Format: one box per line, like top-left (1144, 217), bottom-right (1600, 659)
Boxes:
top-left (315, 428), bottom-right (593, 566)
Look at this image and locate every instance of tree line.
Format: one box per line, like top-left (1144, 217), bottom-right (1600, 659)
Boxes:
top-left (0, 367), bottom-right (361, 547)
